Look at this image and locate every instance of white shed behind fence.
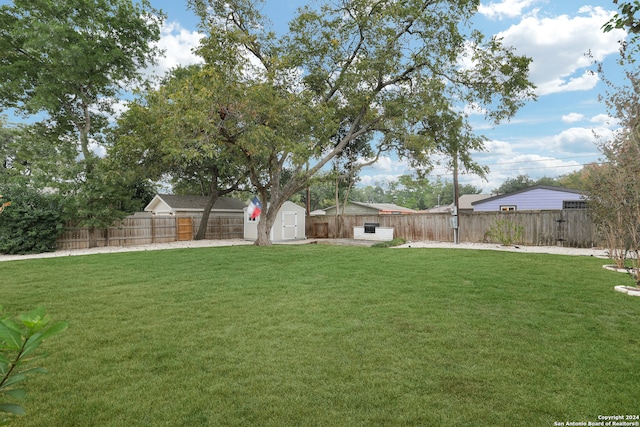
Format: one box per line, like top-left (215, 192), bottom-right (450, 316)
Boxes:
top-left (244, 201), bottom-right (306, 242)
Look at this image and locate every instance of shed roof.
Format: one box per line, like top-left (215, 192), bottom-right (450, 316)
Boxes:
top-left (146, 194), bottom-right (246, 212)
top-left (325, 201), bottom-right (417, 214)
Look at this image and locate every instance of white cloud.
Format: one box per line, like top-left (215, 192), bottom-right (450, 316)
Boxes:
top-left (88, 141), bottom-right (107, 158)
top-left (459, 153), bottom-right (586, 192)
top-left (550, 126), bottom-right (612, 153)
top-left (356, 155), bottom-right (410, 187)
top-left (590, 113), bottom-right (615, 126)
top-left (363, 155), bottom-right (408, 172)
top-left (536, 71), bottom-right (599, 96)
top-left (483, 139), bottom-right (514, 156)
top-left (462, 102), bottom-right (487, 117)
top-left (110, 99), bottom-right (129, 118)
top-left (357, 174), bottom-right (402, 187)
top-left (497, 6), bottom-right (625, 96)
top-left (148, 21), bottom-right (204, 79)
top-left (498, 125), bottom-right (606, 156)
top-left (512, 154), bottom-right (583, 177)
top-left (478, 0), bottom-right (540, 20)
top-left (561, 113), bottom-right (585, 123)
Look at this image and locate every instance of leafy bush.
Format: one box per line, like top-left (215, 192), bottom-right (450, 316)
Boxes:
top-left (0, 186), bottom-right (67, 254)
top-left (486, 217), bottom-right (524, 246)
top-left (0, 307), bottom-right (67, 425)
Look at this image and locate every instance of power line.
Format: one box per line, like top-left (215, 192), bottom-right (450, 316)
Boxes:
top-left (423, 153), bottom-right (602, 175)
top-left (493, 162), bottom-right (602, 172)
top-left (429, 161), bottom-right (604, 175)
top-left (477, 154), bottom-right (600, 167)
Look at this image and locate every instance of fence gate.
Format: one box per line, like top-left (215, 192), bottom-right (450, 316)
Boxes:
top-left (176, 217), bottom-right (193, 241)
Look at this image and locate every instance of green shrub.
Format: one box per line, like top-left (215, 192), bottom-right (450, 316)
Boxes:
top-left (0, 307), bottom-right (67, 425)
top-left (0, 186), bottom-right (67, 254)
top-left (486, 217), bottom-right (524, 246)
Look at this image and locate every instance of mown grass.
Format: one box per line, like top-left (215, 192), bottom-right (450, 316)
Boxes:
top-left (2, 245), bottom-right (638, 426)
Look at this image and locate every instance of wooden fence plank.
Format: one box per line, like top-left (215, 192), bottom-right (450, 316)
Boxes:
top-left (56, 215), bottom-right (244, 250)
top-left (58, 211), bottom-right (601, 250)
top-left (306, 210), bottom-right (603, 248)
top-left (177, 217), bottom-right (193, 241)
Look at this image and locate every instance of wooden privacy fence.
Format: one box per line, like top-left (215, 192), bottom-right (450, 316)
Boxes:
top-left (306, 209), bottom-right (603, 248)
top-left (56, 215), bottom-right (244, 250)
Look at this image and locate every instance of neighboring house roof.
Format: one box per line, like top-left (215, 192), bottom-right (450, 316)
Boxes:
top-left (325, 201), bottom-right (417, 215)
top-left (144, 194), bottom-right (246, 213)
top-left (424, 205), bottom-right (450, 213)
top-left (424, 194), bottom-right (492, 213)
top-left (471, 186), bottom-right (584, 206)
top-left (459, 194), bottom-right (492, 209)
top-left (471, 185), bottom-right (587, 212)
top-left (362, 202), bottom-right (417, 214)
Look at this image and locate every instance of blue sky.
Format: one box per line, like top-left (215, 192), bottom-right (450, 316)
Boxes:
top-left (0, 1), bottom-right (628, 192)
top-left (150, 0), bottom-right (627, 192)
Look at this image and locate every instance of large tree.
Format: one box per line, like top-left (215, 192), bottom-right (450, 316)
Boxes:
top-left (494, 174), bottom-right (535, 194)
top-left (111, 65), bottom-right (251, 240)
top-left (0, 0), bottom-right (164, 246)
top-left (356, 176), bottom-right (481, 210)
top-left (588, 9), bottom-right (640, 280)
top-left (410, 108), bottom-right (488, 241)
top-left (1, 119), bottom-right (79, 189)
top-left (187, 0), bottom-right (535, 246)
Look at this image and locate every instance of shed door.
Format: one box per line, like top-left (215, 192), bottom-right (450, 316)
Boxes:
top-left (176, 217), bottom-right (193, 241)
top-left (282, 212), bottom-right (297, 240)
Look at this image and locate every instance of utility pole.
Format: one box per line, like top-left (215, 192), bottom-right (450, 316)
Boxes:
top-left (305, 161), bottom-right (311, 216)
top-left (452, 152), bottom-right (460, 244)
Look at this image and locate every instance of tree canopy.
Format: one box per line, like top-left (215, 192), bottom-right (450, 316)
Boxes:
top-left (0, 0), bottom-right (163, 160)
top-left (111, 64), bottom-right (252, 239)
top-left (588, 8), bottom-right (640, 280)
top-left (603, 0), bottom-right (640, 58)
top-left (0, 0), bottom-right (164, 245)
top-left (603, 1), bottom-right (640, 34)
top-left (179, 0), bottom-right (535, 245)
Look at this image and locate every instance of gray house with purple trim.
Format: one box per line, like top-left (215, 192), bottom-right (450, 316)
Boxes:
top-left (471, 185), bottom-right (587, 212)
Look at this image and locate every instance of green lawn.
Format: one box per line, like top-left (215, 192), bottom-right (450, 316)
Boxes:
top-left (2, 245), bottom-right (639, 426)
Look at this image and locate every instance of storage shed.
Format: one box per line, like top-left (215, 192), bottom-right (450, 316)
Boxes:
top-left (471, 186), bottom-right (587, 212)
top-left (244, 201), bottom-right (306, 242)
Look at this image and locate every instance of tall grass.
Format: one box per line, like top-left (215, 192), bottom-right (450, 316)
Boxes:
top-left (2, 245), bottom-right (638, 426)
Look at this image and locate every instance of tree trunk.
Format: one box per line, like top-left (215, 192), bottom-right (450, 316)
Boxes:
top-left (254, 199), bottom-right (285, 246)
top-left (195, 191), bottom-right (220, 240)
top-left (255, 220), bottom-right (272, 246)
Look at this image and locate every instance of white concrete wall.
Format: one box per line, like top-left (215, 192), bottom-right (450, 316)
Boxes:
top-left (354, 226), bottom-right (394, 241)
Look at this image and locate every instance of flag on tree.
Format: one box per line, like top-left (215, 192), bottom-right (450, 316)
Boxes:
top-left (248, 197), bottom-right (262, 220)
